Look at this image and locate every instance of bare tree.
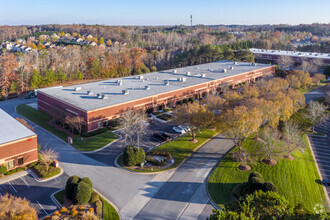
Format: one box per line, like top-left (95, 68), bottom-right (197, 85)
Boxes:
top-left (39, 148), bottom-right (59, 172)
top-left (277, 55), bottom-right (293, 70)
top-left (65, 115), bottom-right (84, 135)
top-left (305, 101), bottom-right (328, 132)
top-left (258, 127), bottom-right (280, 161)
top-left (300, 60), bottom-right (317, 73)
top-left (118, 109), bottom-right (146, 147)
top-left (0, 193), bottom-right (37, 219)
top-left (283, 121), bottom-right (304, 158)
top-left (220, 81), bottom-right (230, 92)
top-left (312, 59), bottom-right (324, 71)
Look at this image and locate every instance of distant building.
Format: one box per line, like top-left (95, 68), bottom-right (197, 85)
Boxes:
top-left (0, 109), bottom-right (38, 170)
top-left (38, 61), bottom-right (275, 132)
top-left (250, 48), bottom-right (330, 65)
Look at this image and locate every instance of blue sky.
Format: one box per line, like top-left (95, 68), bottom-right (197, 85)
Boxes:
top-left (0, 0), bottom-right (329, 25)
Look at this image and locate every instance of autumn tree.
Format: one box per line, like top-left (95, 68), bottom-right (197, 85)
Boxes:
top-left (173, 102), bottom-right (212, 142)
top-left (15, 117), bottom-right (34, 131)
top-left (311, 73), bottom-right (326, 85)
top-left (106, 39), bottom-right (112, 46)
top-left (203, 95), bottom-right (226, 113)
top-left (0, 193), bottom-right (37, 220)
top-left (217, 106), bottom-right (262, 164)
top-left (39, 148), bottom-right (59, 172)
top-left (0, 53), bottom-right (19, 97)
top-left (283, 121), bottom-right (304, 159)
top-left (222, 90), bottom-right (242, 107)
top-left (305, 101), bottom-right (328, 132)
top-left (258, 127), bottom-right (281, 163)
top-left (98, 37), bottom-right (105, 44)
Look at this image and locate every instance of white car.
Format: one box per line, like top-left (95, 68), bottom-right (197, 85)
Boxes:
top-left (173, 126), bottom-right (186, 134)
top-left (178, 125), bottom-right (190, 132)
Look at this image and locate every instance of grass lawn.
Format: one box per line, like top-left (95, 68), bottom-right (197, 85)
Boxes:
top-left (54, 189), bottom-right (66, 205)
top-left (208, 135), bottom-right (327, 211)
top-left (119, 129), bottom-right (218, 172)
top-left (100, 196), bottom-right (120, 220)
top-left (16, 104), bottom-right (118, 151)
top-left (299, 81), bottom-right (328, 94)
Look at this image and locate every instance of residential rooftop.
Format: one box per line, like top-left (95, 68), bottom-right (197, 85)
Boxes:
top-left (0, 109), bottom-right (36, 145)
top-left (39, 60), bottom-right (272, 111)
top-left (250, 48), bottom-right (330, 60)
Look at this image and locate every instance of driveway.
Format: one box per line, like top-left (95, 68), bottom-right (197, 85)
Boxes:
top-left (304, 83), bottom-right (329, 103)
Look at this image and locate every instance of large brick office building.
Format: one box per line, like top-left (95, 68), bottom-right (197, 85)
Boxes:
top-left (250, 48), bottom-right (330, 65)
top-left (38, 60), bottom-right (275, 132)
top-left (0, 109), bottom-right (38, 170)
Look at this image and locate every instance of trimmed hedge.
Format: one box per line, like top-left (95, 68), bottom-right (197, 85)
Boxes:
top-left (32, 164), bottom-right (60, 178)
top-left (65, 175), bottom-right (80, 200)
top-left (5, 167), bottom-right (25, 176)
top-left (81, 177), bottom-right (93, 188)
top-left (73, 182), bottom-right (93, 205)
top-left (123, 146), bottom-right (146, 167)
top-left (90, 191), bottom-right (100, 203)
top-left (0, 165), bottom-right (7, 175)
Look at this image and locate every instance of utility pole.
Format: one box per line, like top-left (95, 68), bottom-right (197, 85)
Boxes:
top-left (190, 15), bottom-right (193, 27)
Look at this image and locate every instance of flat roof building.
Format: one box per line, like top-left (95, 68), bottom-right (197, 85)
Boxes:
top-left (38, 60), bottom-right (275, 132)
top-left (0, 109), bottom-right (38, 170)
top-left (250, 48), bottom-right (330, 65)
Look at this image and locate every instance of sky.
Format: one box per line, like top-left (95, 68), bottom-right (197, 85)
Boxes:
top-left (0, 0), bottom-right (329, 26)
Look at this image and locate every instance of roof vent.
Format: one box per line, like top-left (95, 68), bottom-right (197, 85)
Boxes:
top-left (87, 90), bottom-right (93, 95)
top-left (208, 68), bottom-right (213, 71)
top-left (186, 72), bottom-right (191, 76)
top-left (201, 74), bottom-right (206, 78)
top-left (97, 93), bottom-right (103, 99)
top-left (234, 62), bottom-right (238, 65)
top-left (223, 68), bottom-right (227, 73)
top-left (173, 69), bottom-right (177, 73)
top-left (138, 75), bottom-right (144, 80)
top-left (230, 66), bottom-right (234, 70)
top-left (122, 90), bottom-right (129, 95)
top-left (102, 94), bottom-right (108, 100)
top-left (179, 77), bottom-right (187, 82)
top-left (145, 86), bottom-right (151, 90)
top-left (164, 80), bottom-right (170, 86)
top-left (75, 87), bottom-right (81, 91)
top-left (117, 80), bottom-right (123, 85)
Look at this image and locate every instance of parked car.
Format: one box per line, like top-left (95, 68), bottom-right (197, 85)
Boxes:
top-left (178, 125), bottom-right (190, 132)
top-left (153, 132), bottom-right (170, 142)
top-left (322, 178), bottom-right (330, 186)
top-left (25, 90), bottom-right (38, 99)
top-left (173, 126), bottom-right (186, 134)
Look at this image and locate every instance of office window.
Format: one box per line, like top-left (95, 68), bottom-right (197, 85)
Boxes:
top-left (18, 157), bottom-right (24, 166)
top-left (6, 160), bottom-right (14, 169)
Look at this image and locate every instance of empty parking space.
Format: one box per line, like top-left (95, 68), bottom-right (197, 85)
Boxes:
top-left (308, 118), bottom-right (330, 197)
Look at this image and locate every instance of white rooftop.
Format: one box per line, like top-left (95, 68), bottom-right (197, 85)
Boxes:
top-left (250, 48), bottom-right (330, 60)
top-left (0, 109), bottom-right (36, 145)
top-left (39, 60), bottom-right (272, 112)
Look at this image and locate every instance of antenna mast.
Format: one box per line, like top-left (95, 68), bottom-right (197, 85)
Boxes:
top-left (190, 15), bottom-right (192, 27)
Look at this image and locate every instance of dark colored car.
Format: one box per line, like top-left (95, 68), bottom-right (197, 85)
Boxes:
top-left (153, 132), bottom-right (170, 142)
top-left (322, 178), bottom-right (330, 186)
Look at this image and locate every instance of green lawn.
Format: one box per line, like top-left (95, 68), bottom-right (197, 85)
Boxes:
top-left (100, 196), bottom-right (120, 220)
top-left (299, 81), bottom-right (328, 94)
top-left (208, 135), bottom-right (327, 211)
top-left (54, 189), bottom-right (66, 205)
top-left (16, 104), bottom-right (118, 151)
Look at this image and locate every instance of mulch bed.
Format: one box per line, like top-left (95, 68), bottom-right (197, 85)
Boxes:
top-left (284, 155), bottom-right (295, 160)
top-left (238, 164), bottom-right (251, 171)
top-left (262, 158), bottom-right (278, 166)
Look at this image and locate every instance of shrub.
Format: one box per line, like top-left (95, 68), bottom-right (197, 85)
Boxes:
top-left (60, 207), bottom-right (68, 213)
top-left (146, 155), bottom-right (166, 166)
top-left (88, 207), bottom-right (94, 212)
top-left (81, 127), bottom-right (108, 137)
top-left (71, 209), bottom-right (78, 217)
top-left (53, 211), bottom-right (60, 216)
top-left (123, 146), bottom-right (146, 167)
top-left (262, 181), bottom-right (278, 193)
top-left (0, 165), bottom-right (7, 175)
top-left (95, 200), bottom-right (102, 217)
top-left (73, 182), bottom-right (93, 205)
top-left (248, 172), bottom-right (263, 183)
top-left (5, 167), bottom-right (24, 176)
top-left (81, 177), bottom-right (93, 188)
top-left (28, 162), bottom-right (37, 168)
top-left (90, 192), bottom-right (100, 203)
top-left (65, 175), bottom-right (80, 200)
top-left (151, 150), bottom-right (171, 160)
top-left (37, 144), bottom-right (41, 151)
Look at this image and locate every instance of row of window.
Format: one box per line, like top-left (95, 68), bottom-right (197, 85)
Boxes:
top-left (3, 157), bottom-right (24, 170)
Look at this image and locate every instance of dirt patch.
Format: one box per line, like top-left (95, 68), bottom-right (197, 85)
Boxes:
top-left (262, 158), bottom-right (278, 166)
top-left (189, 139), bottom-right (199, 143)
top-left (283, 155), bottom-right (295, 160)
top-left (238, 164), bottom-right (251, 171)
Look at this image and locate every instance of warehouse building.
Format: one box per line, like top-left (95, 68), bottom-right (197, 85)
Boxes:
top-left (250, 48), bottom-right (330, 65)
top-left (38, 60), bottom-right (275, 132)
top-left (0, 109), bottom-right (38, 170)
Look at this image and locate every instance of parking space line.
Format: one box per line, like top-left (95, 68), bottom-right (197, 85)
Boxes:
top-left (37, 201), bottom-right (49, 216)
top-left (312, 145), bottom-right (330, 150)
top-left (314, 148), bottom-right (330, 153)
top-left (311, 141), bottom-right (328, 145)
top-left (8, 181), bottom-right (17, 193)
top-left (317, 163), bottom-right (330, 169)
top-left (21, 177), bottom-right (30, 188)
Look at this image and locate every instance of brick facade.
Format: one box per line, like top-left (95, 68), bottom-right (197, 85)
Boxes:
top-left (38, 66), bottom-right (275, 132)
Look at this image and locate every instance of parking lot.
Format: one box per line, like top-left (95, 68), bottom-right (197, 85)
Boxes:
top-left (308, 118), bottom-right (330, 198)
top-left (84, 116), bottom-right (181, 166)
top-left (0, 171), bottom-right (68, 218)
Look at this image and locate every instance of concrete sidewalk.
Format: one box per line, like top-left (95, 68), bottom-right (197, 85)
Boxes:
top-left (0, 170), bottom-right (28, 184)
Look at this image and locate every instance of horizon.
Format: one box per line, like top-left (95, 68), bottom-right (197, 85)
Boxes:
top-left (1, 0), bottom-right (329, 26)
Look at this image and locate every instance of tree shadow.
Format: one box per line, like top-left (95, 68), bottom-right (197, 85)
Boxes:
top-left (315, 179), bottom-right (323, 185)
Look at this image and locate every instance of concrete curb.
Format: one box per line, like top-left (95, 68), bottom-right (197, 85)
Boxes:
top-left (50, 188), bottom-right (64, 209)
top-left (93, 188), bottom-right (121, 219)
top-left (28, 167), bottom-right (64, 183)
top-left (0, 170), bottom-right (28, 184)
top-left (306, 134), bottom-right (330, 208)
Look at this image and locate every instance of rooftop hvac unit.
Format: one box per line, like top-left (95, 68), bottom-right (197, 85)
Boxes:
top-left (186, 71), bottom-right (191, 76)
top-left (145, 86), bottom-right (151, 90)
top-left (75, 87), bottom-right (81, 91)
top-left (201, 74), bottom-right (206, 78)
top-left (178, 77), bottom-right (187, 82)
top-left (87, 90), bottom-right (93, 95)
top-left (230, 66), bottom-right (234, 70)
top-left (117, 80), bottom-right (123, 85)
top-left (223, 68), bottom-right (227, 73)
top-left (208, 68), bottom-right (213, 71)
top-left (164, 80), bottom-right (170, 86)
top-left (122, 90), bottom-right (129, 95)
top-left (234, 61), bottom-right (238, 65)
top-left (251, 63), bottom-right (257, 66)
top-left (139, 75), bottom-right (144, 80)
top-left (102, 95), bottom-right (108, 100)
top-left (97, 93), bottom-right (103, 99)
top-left (173, 69), bottom-right (177, 73)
